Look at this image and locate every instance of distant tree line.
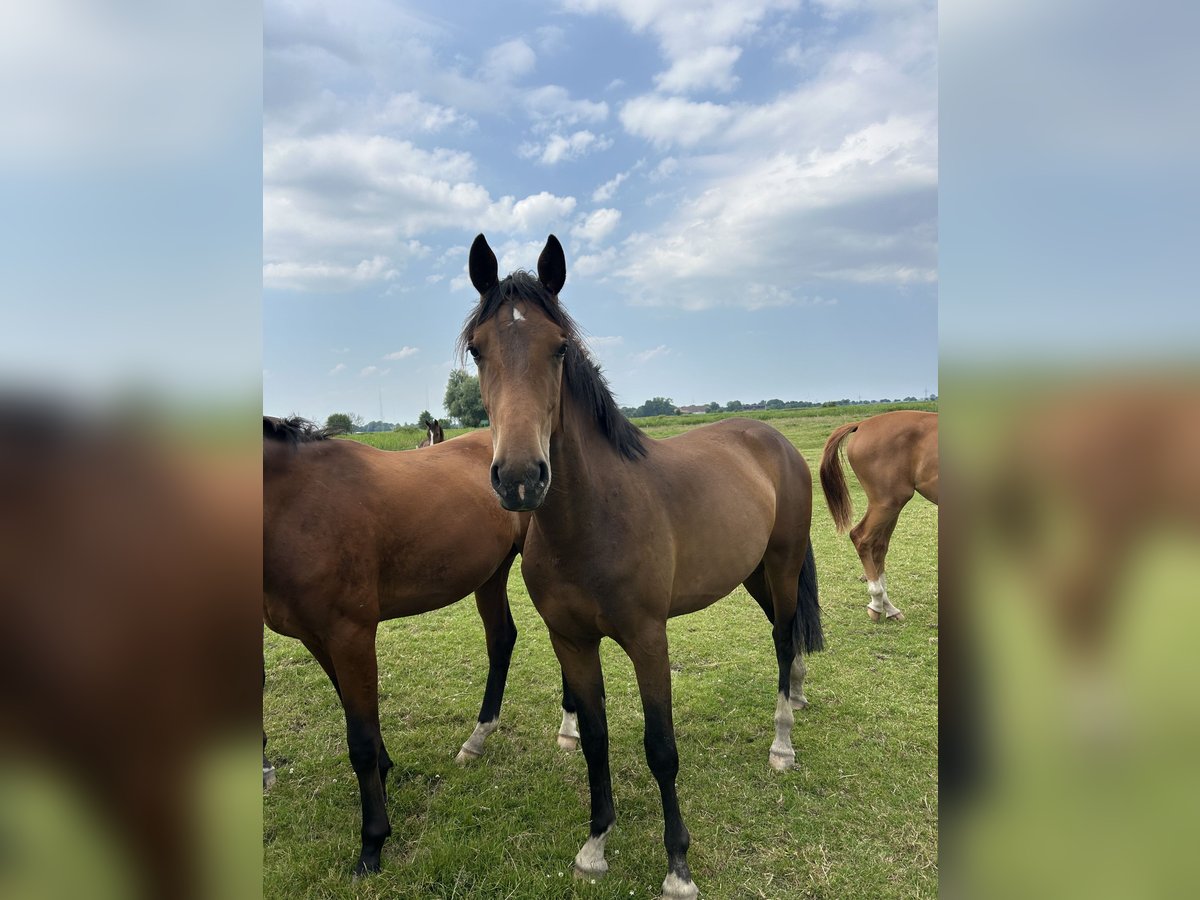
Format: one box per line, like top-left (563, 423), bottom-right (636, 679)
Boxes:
top-left (618, 394), bottom-right (936, 418)
top-left (324, 377), bottom-right (935, 433)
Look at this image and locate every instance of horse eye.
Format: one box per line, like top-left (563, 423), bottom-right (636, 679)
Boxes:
top-left (555, 342), bottom-right (569, 359)
top-left (467, 344), bottom-right (480, 360)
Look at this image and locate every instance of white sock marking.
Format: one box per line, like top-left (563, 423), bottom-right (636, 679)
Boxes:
top-left (867, 576), bottom-right (903, 618)
top-left (456, 717), bottom-right (499, 762)
top-left (557, 710), bottom-right (580, 749)
top-left (769, 691), bottom-right (795, 769)
top-left (574, 825), bottom-right (611, 876)
top-left (662, 872), bottom-right (699, 899)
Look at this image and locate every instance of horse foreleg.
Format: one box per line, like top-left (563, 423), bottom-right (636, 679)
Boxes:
top-left (628, 636), bottom-right (698, 900)
top-left (457, 555), bottom-right (518, 764)
top-left (549, 634), bottom-right (614, 880)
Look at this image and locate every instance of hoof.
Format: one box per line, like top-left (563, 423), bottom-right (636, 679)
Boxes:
top-left (768, 748), bottom-right (795, 771)
top-left (888, 610), bottom-right (906, 622)
top-left (454, 746), bottom-right (482, 765)
top-left (662, 872), bottom-right (699, 899)
top-left (573, 862), bottom-right (608, 880)
top-left (867, 606), bottom-right (882, 622)
top-left (262, 765), bottom-right (277, 791)
top-left (557, 733), bottom-right (579, 752)
top-left (352, 857), bottom-right (381, 878)
top-left (790, 695), bottom-right (809, 711)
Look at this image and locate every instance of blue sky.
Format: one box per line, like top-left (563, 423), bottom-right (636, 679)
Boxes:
top-left (263, 0), bottom-right (937, 424)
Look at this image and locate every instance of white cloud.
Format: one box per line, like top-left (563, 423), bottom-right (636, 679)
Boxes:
top-left (592, 170), bottom-right (630, 202)
top-left (481, 39), bottom-right (537, 83)
top-left (524, 85), bottom-right (608, 128)
top-left (264, 134), bottom-right (577, 290)
top-left (329, 363), bottom-right (347, 375)
top-left (264, 256), bottom-right (400, 292)
top-left (560, 0), bottom-right (793, 96)
top-left (572, 208), bottom-right (622, 245)
top-left (573, 246), bottom-right (620, 278)
top-left (654, 45), bottom-right (743, 93)
top-left (648, 157), bottom-right (679, 181)
top-left (633, 344), bottom-right (671, 364)
top-left (489, 192), bottom-right (578, 233)
top-left (535, 26), bottom-right (567, 54)
top-left (384, 347), bottom-right (420, 360)
top-left (360, 365), bottom-right (391, 377)
top-left (620, 96), bottom-right (734, 148)
top-left (521, 130), bottom-right (612, 165)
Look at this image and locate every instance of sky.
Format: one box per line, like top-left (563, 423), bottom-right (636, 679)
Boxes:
top-left (263, 0), bottom-right (938, 424)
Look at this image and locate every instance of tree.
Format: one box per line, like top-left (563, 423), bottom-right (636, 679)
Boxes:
top-left (417, 409), bottom-right (435, 428)
top-left (325, 412), bottom-right (354, 434)
top-left (634, 397), bottom-right (678, 417)
top-left (705, 402), bottom-right (721, 413)
top-left (725, 400), bottom-right (744, 412)
top-left (444, 369), bottom-right (487, 427)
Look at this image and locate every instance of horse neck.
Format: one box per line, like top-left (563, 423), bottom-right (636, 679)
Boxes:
top-left (538, 381), bottom-right (627, 529)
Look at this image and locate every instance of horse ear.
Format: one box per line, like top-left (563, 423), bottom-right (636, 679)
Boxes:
top-left (469, 234), bottom-right (498, 295)
top-left (537, 234), bottom-right (566, 296)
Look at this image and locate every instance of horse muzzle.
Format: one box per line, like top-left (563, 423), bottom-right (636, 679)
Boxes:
top-left (490, 459), bottom-right (550, 511)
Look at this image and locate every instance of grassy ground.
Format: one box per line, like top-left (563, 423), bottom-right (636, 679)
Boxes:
top-left (264, 404), bottom-right (938, 899)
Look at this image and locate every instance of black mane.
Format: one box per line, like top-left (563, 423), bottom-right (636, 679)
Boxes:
top-left (459, 272), bottom-right (647, 461)
top-left (263, 415), bottom-right (340, 444)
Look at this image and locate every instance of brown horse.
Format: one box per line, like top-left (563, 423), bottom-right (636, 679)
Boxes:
top-left (0, 401), bottom-right (259, 900)
top-left (263, 416), bottom-right (574, 875)
top-left (416, 418), bottom-right (445, 448)
top-left (820, 410), bottom-right (938, 621)
top-left (461, 235), bottom-right (823, 900)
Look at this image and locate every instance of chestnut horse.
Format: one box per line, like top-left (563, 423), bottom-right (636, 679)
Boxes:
top-left (416, 418), bottom-right (445, 448)
top-left (263, 416), bottom-right (576, 875)
top-left (819, 410), bottom-right (938, 621)
top-left (461, 235), bottom-right (823, 900)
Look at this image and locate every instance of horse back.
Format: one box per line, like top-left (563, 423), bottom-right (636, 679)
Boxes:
top-left (264, 430), bottom-right (522, 629)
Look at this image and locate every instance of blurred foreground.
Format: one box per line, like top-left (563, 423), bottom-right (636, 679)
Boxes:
top-left (944, 367), bottom-right (1200, 898)
top-left (0, 396), bottom-right (261, 900)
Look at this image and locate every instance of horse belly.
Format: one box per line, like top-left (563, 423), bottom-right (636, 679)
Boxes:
top-left (668, 518), bottom-right (773, 617)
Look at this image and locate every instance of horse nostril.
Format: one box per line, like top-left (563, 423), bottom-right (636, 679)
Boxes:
top-left (537, 460), bottom-right (549, 485)
top-left (490, 463), bottom-right (501, 492)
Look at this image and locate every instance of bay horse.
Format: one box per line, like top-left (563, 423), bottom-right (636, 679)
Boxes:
top-left (416, 418), bottom-right (445, 448)
top-left (263, 416), bottom-right (576, 875)
top-left (819, 410), bottom-right (938, 621)
top-left (461, 235), bottom-right (823, 900)
top-left (0, 400), bottom-right (259, 900)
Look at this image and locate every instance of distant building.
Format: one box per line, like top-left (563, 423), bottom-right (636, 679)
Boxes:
top-left (677, 404), bottom-right (708, 415)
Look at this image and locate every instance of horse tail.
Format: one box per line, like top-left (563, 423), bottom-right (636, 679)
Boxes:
top-left (820, 421), bottom-right (859, 534)
top-left (793, 541), bottom-right (824, 653)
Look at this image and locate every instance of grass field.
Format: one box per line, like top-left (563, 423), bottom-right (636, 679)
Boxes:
top-left (264, 403), bottom-right (938, 899)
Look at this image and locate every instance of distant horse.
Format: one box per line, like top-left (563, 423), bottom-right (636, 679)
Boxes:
top-left (819, 410), bottom-right (939, 621)
top-left (263, 416), bottom-right (575, 875)
top-left (417, 418), bottom-right (445, 448)
top-left (460, 235), bottom-right (823, 900)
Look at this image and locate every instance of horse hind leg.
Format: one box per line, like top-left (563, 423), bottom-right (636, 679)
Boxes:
top-left (746, 563), bottom-right (800, 769)
top-left (851, 505), bottom-right (905, 622)
top-left (326, 624), bottom-right (391, 875)
top-left (457, 555), bottom-right (518, 764)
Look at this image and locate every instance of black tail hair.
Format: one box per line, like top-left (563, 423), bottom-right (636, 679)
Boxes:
top-left (792, 542), bottom-right (824, 653)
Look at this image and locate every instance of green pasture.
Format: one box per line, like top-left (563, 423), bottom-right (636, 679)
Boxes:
top-left (264, 404), bottom-right (938, 899)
